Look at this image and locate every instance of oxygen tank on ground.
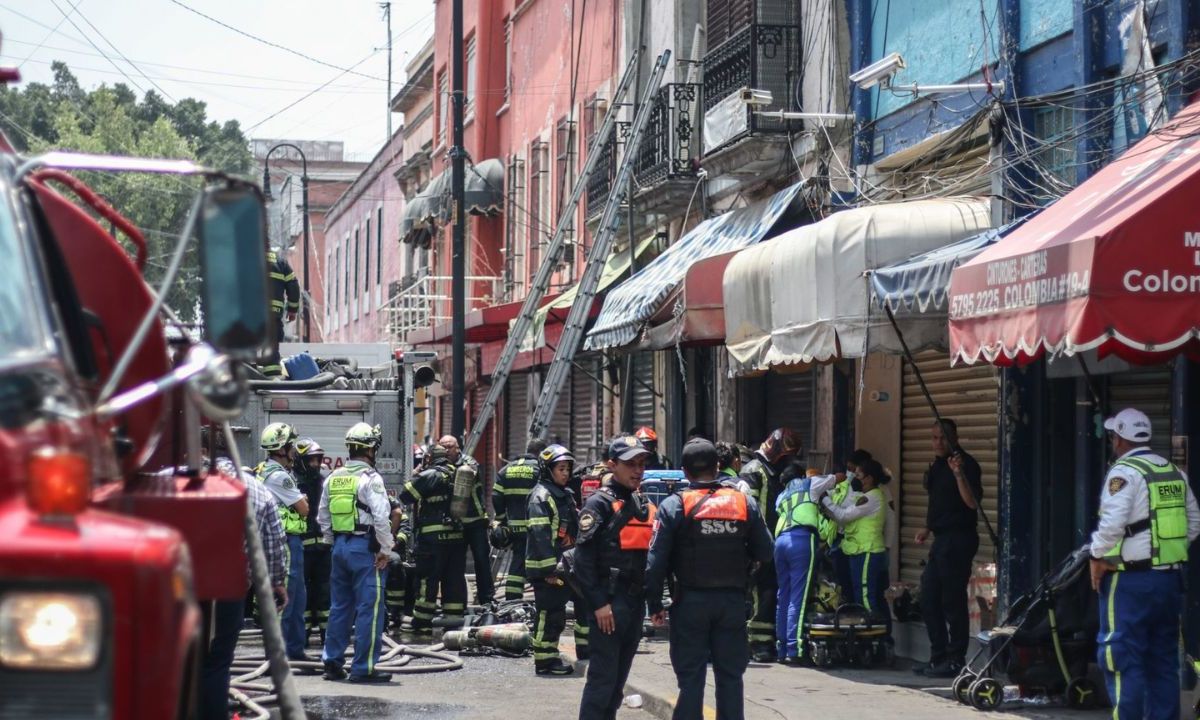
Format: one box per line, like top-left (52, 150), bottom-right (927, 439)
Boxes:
top-left (449, 461), bottom-right (478, 520)
top-left (443, 623), bottom-right (531, 654)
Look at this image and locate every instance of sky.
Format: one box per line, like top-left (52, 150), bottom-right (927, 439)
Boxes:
top-left (0, 0), bottom-right (436, 161)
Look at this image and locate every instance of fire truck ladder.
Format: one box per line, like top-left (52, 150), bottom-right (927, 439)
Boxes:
top-left (461, 49), bottom-right (668, 458)
top-left (527, 51), bottom-right (670, 443)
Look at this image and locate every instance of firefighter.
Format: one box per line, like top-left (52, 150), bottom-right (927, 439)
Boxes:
top-left (1088, 408), bottom-right (1200, 719)
top-left (525, 444), bottom-right (589, 674)
top-left (401, 443), bottom-right (468, 630)
top-left (262, 248), bottom-right (300, 378)
top-left (645, 438), bottom-right (774, 720)
top-left (493, 439), bottom-right (548, 600)
top-left (820, 458), bottom-right (894, 639)
top-left (318, 422), bottom-right (395, 683)
top-left (295, 437), bottom-right (331, 645)
top-left (258, 422), bottom-right (311, 662)
top-left (441, 435), bottom-right (495, 605)
top-left (773, 464), bottom-right (837, 664)
top-left (635, 426), bottom-right (672, 470)
top-left (737, 427), bottom-right (801, 663)
top-left (575, 435), bottom-right (657, 720)
top-left (386, 496), bottom-right (413, 629)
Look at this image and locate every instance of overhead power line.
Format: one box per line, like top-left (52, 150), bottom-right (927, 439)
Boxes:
top-left (63, 1), bottom-right (177, 101)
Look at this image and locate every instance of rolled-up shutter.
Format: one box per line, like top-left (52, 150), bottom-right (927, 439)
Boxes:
top-left (505, 372), bottom-right (532, 459)
top-left (763, 370), bottom-right (816, 451)
top-left (898, 351), bottom-right (999, 589)
top-left (571, 357), bottom-right (603, 463)
top-left (630, 352), bottom-right (656, 430)
top-left (547, 369), bottom-right (573, 447)
top-left (439, 395), bottom-right (452, 440)
top-left (1107, 366), bottom-right (1173, 457)
top-left (469, 384), bottom-right (496, 484)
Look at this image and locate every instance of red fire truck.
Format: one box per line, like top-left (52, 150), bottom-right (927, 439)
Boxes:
top-left (0, 66), bottom-right (284, 717)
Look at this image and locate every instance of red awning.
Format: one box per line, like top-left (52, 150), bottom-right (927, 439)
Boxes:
top-left (948, 100), bottom-right (1200, 366)
top-left (480, 319), bottom-right (568, 377)
top-left (640, 249), bottom-right (737, 349)
top-left (408, 294), bottom-right (560, 346)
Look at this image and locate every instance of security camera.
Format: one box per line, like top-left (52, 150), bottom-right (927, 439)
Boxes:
top-left (738, 87), bottom-right (774, 106)
top-left (849, 52), bottom-right (905, 89)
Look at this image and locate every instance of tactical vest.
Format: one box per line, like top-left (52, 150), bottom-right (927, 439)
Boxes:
top-left (590, 488), bottom-right (657, 578)
top-left (842, 487), bottom-right (886, 556)
top-left (326, 463), bottom-right (373, 535)
top-left (258, 461), bottom-right (308, 535)
top-left (1103, 455), bottom-right (1190, 569)
top-left (673, 487), bottom-right (751, 590)
top-left (775, 477), bottom-right (821, 536)
top-left (611, 499), bottom-right (656, 550)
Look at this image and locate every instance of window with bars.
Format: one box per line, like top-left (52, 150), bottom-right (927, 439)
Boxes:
top-left (334, 246), bottom-right (341, 322)
top-left (503, 18), bottom-right (513, 101)
top-left (353, 229), bottom-right (360, 303)
top-left (706, 0), bottom-right (754, 51)
top-left (555, 116), bottom-right (577, 283)
top-left (1033, 106), bottom-right (1077, 191)
top-left (466, 35), bottom-right (477, 111)
top-left (505, 155), bottom-right (527, 299)
top-left (326, 251), bottom-right (333, 324)
top-left (528, 140), bottom-right (550, 277)
top-left (437, 70), bottom-right (449, 146)
top-left (364, 216), bottom-right (371, 294)
top-left (343, 235), bottom-right (350, 319)
top-left (376, 206), bottom-right (383, 286)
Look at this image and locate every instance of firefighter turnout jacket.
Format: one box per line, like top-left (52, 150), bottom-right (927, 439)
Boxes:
top-left (573, 483), bottom-right (656, 611)
top-left (525, 478), bottom-right (579, 581)
top-left (300, 463), bottom-right (328, 547)
top-left (258, 459), bottom-right (308, 536)
top-left (268, 249), bottom-right (300, 317)
top-left (400, 458), bottom-right (463, 543)
top-left (317, 460), bottom-right (395, 552)
top-left (493, 455), bottom-right (542, 534)
top-left (738, 454), bottom-right (787, 534)
top-left (1090, 448), bottom-right (1200, 569)
top-left (644, 480), bottom-right (773, 612)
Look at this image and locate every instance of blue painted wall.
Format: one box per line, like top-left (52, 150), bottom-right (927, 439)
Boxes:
top-left (1020, 0), bottom-right (1073, 50)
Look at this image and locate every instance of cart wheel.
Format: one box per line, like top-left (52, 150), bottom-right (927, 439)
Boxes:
top-left (855, 645), bottom-right (875, 667)
top-left (968, 677), bottom-right (1003, 711)
top-left (874, 642), bottom-right (896, 668)
top-left (952, 672), bottom-right (976, 705)
top-left (813, 645), bottom-right (834, 668)
top-left (1065, 678), bottom-right (1098, 710)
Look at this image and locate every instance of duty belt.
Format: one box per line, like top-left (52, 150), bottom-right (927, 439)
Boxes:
top-left (1118, 559), bottom-right (1182, 572)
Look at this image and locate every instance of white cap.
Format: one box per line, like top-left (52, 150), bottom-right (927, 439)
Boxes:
top-left (1104, 408), bottom-right (1152, 442)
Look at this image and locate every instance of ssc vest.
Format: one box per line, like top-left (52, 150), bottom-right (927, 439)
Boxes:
top-left (776, 478), bottom-right (821, 536)
top-left (611, 499), bottom-right (656, 550)
top-left (842, 487), bottom-right (886, 555)
top-left (674, 488), bottom-right (751, 589)
top-left (1103, 455), bottom-right (1190, 568)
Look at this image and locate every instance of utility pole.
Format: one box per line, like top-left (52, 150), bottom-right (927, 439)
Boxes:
top-left (382, 2), bottom-right (393, 138)
top-left (450, 0), bottom-right (466, 438)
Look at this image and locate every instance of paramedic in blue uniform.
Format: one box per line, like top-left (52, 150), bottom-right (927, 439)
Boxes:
top-left (318, 423), bottom-right (396, 683)
top-left (773, 466), bottom-right (838, 664)
top-left (645, 438), bottom-right (773, 720)
top-left (1088, 408), bottom-right (1200, 720)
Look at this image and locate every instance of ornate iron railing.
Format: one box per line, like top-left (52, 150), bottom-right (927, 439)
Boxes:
top-left (634, 82), bottom-right (702, 187)
top-left (703, 23), bottom-right (803, 152)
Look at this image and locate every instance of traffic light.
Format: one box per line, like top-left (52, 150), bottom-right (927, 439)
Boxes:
top-left (394, 350), bottom-right (438, 388)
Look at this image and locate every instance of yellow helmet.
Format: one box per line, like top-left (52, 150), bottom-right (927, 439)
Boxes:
top-left (260, 422), bottom-right (296, 451)
top-left (346, 422), bottom-right (382, 449)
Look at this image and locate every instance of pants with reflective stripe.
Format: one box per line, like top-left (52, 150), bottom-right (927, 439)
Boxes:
top-left (532, 580), bottom-right (568, 667)
top-left (385, 557), bottom-right (407, 623)
top-left (262, 313), bottom-right (284, 377)
top-left (774, 528), bottom-right (816, 659)
top-left (848, 550), bottom-right (891, 636)
top-left (304, 543), bottom-right (331, 634)
top-left (281, 534), bottom-right (307, 658)
top-left (323, 534), bottom-right (388, 678)
top-left (1097, 568), bottom-right (1182, 720)
top-left (505, 532), bottom-right (529, 600)
top-left (464, 521), bottom-right (496, 604)
top-left (669, 588), bottom-right (748, 720)
top-left (413, 542), bottom-right (468, 626)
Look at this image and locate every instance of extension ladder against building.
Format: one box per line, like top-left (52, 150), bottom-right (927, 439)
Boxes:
top-left (527, 51), bottom-right (671, 442)
top-left (460, 49), bottom-right (664, 457)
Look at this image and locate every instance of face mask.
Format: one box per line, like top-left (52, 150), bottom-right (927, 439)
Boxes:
top-left (850, 478), bottom-right (864, 493)
top-left (845, 470), bottom-right (857, 482)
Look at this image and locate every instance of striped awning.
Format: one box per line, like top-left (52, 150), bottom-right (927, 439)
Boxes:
top-left (400, 158), bottom-right (504, 245)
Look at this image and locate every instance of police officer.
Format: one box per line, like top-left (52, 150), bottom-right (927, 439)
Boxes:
top-left (737, 427), bottom-right (801, 662)
top-left (575, 435), bottom-right (657, 720)
top-left (258, 422), bottom-right (311, 662)
top-left (441, 435), bottom-right (495, 606)
top-left (401, 443), bottom-right (469, 630)
top-left (295, 437), bottom-right (331, 645)
top-left (493, 440), bottom-right (548, 600)
top-left (263, 248), bottom-right (300, 378)
top-left (1088, 408), bottom-right (1200, 719)
top-left (773, 464), bottom-right (837, 664)
top-left (635, 426), bottom-right (672, 470)
top-left (645, 438), bottom-right (773, 720)
top-left (820, 458), bottom-right (894, 639)
top-left (526, 444), bottom-right (589, 674)
top-left (318, 422), bottom-right (395, 683)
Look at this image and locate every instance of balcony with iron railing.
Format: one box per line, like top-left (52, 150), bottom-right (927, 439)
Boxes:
top-left (381, 272), bottom-right (503, 348)
top-left (584, 126), bottom-right (620, 220)
top-left (634, 82), bottom-right (702, 188)
top-left (702, 23), bottom-right (803, 156)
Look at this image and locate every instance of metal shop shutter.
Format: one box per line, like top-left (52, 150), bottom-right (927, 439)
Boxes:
top-left (439, 395), bottom-right (452, 440)
top-left (469, 384), bottom-right (496, 485)
top-left (504, 372), bottom-right (532, 459)
top-left (898, 351), bottom-right (1000, 589)
top-left (630, 352), bottom-right (657, 431)
top-left (763, 370), bottom-right (817, 453)
top-left (571, 357), bottom-right (603, 464)
top-left (1108, 365), bottom-right (1173, 458)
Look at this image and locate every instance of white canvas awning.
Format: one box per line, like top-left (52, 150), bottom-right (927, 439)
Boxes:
top-left (723, 198), bottom-right (992, 374)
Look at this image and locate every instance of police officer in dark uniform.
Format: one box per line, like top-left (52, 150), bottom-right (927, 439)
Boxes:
top-left (493, 440), bottom-right (548, 600)
top-left (736, 427), bottom-right (801, 662)
top-left (295, 438), bottom-right (331, 645)
top-left (575, 435), bottom-right (657, 720)
top-left (645, 439), bottom-right (773, 720)
top-left (400, 443), bottom-right (468, 630)
top-left (263, 248), bottom-right (300, 378)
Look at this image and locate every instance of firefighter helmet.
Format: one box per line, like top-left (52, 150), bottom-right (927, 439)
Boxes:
top-left (295, 437), bottom-right (325, 458)
top-left (488, 524), bottom-right (514, 549)
top-left (540, 444), bottom-right (575, 467)
top-left (260, 422), bottom-right (296, 452)
top-left (760, 427), bottom-right (801, 464)
top-left (635, 426), bottom-right (658, 443)
top-left (345, 422), bottom-right (382, 449)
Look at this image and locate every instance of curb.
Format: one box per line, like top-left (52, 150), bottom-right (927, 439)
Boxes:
top-left (564, 652), bottom-right (679, 720)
